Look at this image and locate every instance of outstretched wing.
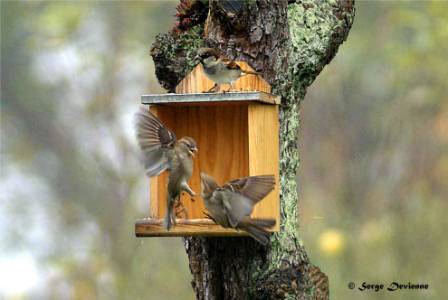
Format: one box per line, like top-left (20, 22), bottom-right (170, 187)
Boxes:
top-left (135, 108), bottom-right (177, 176)
top-left (225, 175), bottom-right (275, 204)
top-left (221, 175), bottom-right (275, 227)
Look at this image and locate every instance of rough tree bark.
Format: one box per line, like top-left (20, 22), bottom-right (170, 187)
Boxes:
top-left (150, 0), bottom-right (355, 299)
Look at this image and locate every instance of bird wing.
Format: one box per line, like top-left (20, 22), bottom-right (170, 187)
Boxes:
top-left (220, 175), bottom-right (275, 227)
top-left (224, 175), bottom-right (275, 204)
top-left (135, 108), bottom-right (177, 176)
top-left (221, 58), bottom-right (242, 71)
top-left (220, 189), bottom-right (253, 228)
top-left (221, 57), bottom-right (261, 75)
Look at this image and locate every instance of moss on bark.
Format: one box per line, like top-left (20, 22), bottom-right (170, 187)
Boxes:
top-left (150, 25), bottom-right (204, 91)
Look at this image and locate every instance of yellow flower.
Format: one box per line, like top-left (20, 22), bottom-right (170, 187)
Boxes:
top-left (318, 229), bottom-right (345, 256)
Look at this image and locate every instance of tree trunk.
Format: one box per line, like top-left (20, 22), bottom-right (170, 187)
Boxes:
top-left (150, 0), bottom-right (355, 299)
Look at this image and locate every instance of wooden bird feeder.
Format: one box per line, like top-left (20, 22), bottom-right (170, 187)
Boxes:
top-left (135, 62), bottom-right (280, 237)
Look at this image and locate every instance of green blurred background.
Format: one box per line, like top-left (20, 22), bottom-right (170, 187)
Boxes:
top-left (1, 1), bottom-right (447, 299)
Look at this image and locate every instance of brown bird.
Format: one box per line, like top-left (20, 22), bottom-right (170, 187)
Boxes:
top-left (200, 172), bottom-right (276, 245)
top-left (135, 108), bottom-right (198, 230)
top-left (195, 47), bottom-right (261, 92)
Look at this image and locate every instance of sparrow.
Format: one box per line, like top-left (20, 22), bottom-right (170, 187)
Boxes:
top-left (195, 47), bottom-right (261, 92)
top-left (135, 108), bottom-right (198, 230)
top-left (200, 172), bottom-right (276, 245)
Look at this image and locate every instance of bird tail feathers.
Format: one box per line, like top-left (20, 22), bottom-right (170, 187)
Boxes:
top-left (249, 218), bottom-right (276, 228)
top-left (163, 213), bottom-right (172, 231)
top-left (241, 69), bottom-right (262, 76)
top-left (163, 195), bottom-right (175, 231)
top-left (239, 218), bottom-right (276, 246)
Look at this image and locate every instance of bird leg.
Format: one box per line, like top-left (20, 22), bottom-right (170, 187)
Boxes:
top-left (206, 83), bottom-right (219, 93)
top-left (170, 201), bottom-right (177, 226)
top-left (225, 81), bottom-right (238, 93)
top-left (202, 210), bottom-right (216, 223)
top-left (174, 197), bottom-right (188, 219)
top-left (181, 182), bottom-right (196, 197)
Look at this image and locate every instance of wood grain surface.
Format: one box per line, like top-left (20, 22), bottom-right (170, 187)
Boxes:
top-left (175, 62), bottom-right (271, 94)
top-left (135, 218), bottom-right (277, 237)
top-left (248, 104), bottom-right (280, 231)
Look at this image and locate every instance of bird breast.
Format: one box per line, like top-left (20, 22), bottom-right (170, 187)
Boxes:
top-left (203, 61), bottom-right (241, 84)
top-left (204, 197), bottom-right (229, 227)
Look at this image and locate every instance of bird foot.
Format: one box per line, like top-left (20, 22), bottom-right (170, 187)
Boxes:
top-left (206, 83), bottom-right (219, 93)
top-left (225, 84), bottom-right (239, 93)
top-left (202, 211), bottom-right (216, 223)
top-left (174, 200), bottom-right (188, 218)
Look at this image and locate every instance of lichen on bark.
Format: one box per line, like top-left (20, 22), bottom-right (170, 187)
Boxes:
top-left (262, 2), bottom-right (355, 298)
top-left (150, 25), bottom-right (204, 92)
top-left (270, 0), bottom-right (356, 262)
top-left (288, 0), bottom-right (355, 90)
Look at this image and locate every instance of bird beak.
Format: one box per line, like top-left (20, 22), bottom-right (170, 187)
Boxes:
top-left (189, 147), bottom-right (198, 157)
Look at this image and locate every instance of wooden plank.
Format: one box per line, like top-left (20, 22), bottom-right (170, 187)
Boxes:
top-left (248, 104), bottom-right (280, 231)
top-left (136, 218), bottom-right (248, 237)
top-left (135, 218), bottom-right (276, 237)
top-left (175, 62), bottom-right (271, 94)
top-left (141, 92), bottom-right (280, 106)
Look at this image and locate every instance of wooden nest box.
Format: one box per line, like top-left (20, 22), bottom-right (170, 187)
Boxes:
top-left (135, 62), bottom-right (280, 237)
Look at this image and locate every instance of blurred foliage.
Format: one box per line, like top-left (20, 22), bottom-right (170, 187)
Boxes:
top-left (1, 1), bottom-right (447, 300)
top-left (300, 1), bottom-right (448, 300)
top-left (1, 1), bottom-right (194, 299)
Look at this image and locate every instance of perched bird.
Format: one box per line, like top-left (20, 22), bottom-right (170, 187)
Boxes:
top-left (200, 172), bottom-right (276, 245)
top-left (135, 108), bottom-right (198, 230)
top-left (195, 47), bottom-right (261, 92)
